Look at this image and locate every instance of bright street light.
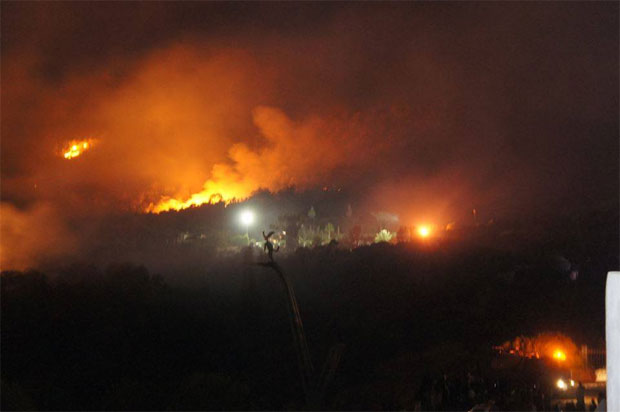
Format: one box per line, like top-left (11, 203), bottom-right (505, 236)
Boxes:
top-left (417, 225), bottom-right (431, 238)
top-left (240, 210), bottom-right (254, 226)
top-left (553, 349), bottom-right (567, 362)
top-left (240, 210), bottom-right (255, 246)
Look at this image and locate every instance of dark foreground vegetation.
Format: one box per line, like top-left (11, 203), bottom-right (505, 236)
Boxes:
top-left (2, 227), bottom-right (617, 410)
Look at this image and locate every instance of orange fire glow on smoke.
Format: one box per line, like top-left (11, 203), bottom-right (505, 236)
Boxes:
top-left (142, 103), bottom-right (378, 214)
top-left (62, 139), bottom-right (94, 159)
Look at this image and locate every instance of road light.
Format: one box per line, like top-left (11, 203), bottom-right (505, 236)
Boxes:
top-left (417, 225), bottom-right (431, 238)
top-left (240, 210), bottom-right (254, 245)
top-left (553, 349), bottom-right (567, 362)
top-left (557, 378), bottom-right (567, 390)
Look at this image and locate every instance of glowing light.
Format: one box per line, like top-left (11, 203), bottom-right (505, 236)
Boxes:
top-left (553, 349), bottom-right (567, 362)
top-left (556, 378), bottom-right (567, 390)
top-left (417, 226), bottom-right (431, 238)
top-left (240, 210), bottom-right (254, 226)
top-left (570, 379), bottom-right (575, 387)
top-left (62, 139), bottom-right (94, 159)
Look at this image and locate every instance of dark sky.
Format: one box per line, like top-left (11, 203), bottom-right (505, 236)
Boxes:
top-left (1, 2), bottom-right (618, 220)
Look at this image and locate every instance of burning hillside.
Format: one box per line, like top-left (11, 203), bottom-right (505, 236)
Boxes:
top-left (144, 106), bottom-right (386, 213)
top-left (1, 3), bottom-right (617, 270)
top-left (62, 139), bottom-right (96, 159)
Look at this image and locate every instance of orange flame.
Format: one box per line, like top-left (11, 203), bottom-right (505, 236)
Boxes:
top-left (62, 139), bottom-right (94, 159)
top-left (145, 178), bottom-right (251, 213)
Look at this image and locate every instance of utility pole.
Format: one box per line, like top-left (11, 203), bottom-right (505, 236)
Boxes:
top-left (258, 261), bottom-right (344, 408)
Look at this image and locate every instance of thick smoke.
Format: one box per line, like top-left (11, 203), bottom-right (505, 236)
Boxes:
top-left (147, 105), bottom-right (396, 211)
top-left (0, 202), bottom-right (77, 270)
top-left (1, 3), bottom-right (617, 268)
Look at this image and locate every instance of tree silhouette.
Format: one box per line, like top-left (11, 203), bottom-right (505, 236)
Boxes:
top-left (307, 206), bottom-right (316, 219)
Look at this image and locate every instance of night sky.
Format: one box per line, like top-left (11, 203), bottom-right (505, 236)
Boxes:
top-left (1, 2), bottom-right (618, 265)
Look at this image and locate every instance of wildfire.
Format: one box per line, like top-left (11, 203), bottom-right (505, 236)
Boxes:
top-left (146, 193), bottom-right (229, 213)
top-left (62, 139), bottom-right (94, 159)
top-left (145, 179), bottom-right (251, 213)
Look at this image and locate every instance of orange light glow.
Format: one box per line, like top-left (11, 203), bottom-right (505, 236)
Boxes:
top-left (553, 349), bottom-right (567, 361)
top-left (417, 226), bottom-right (431, 238)
top-left (494, 333), bottom-right (579, 367)
top-left (62, 139), bottom-right (94, 159)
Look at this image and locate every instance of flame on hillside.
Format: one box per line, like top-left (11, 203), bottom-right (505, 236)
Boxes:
top-left (145, 185), bottom-right (243, 213)
top-left (62, 139), bottom-right (95, 159)
top-left (143, 105), bottom-right (377, 214)
top-left (145, 165), bottom-right (254, 213)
